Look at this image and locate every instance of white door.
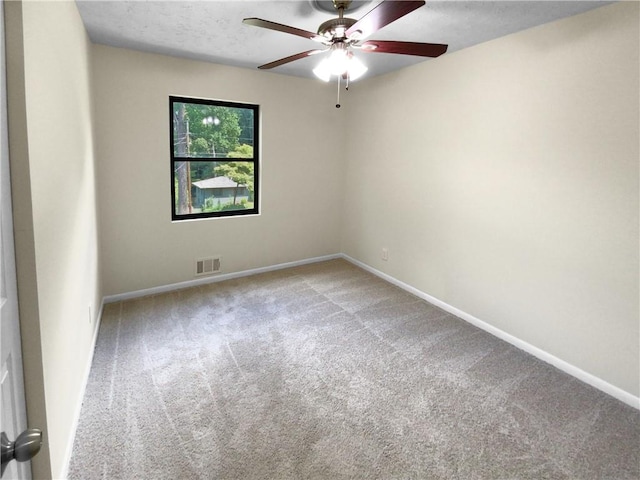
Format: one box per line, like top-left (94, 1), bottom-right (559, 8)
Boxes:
top-left (0, 1), bottom-right (33, 478)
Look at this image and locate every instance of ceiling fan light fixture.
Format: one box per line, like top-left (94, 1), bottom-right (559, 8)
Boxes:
top-left (328, 43), bottom-right (349, 75)
top-left (347, 55), bottom-right (367, 81)
top-left (313, 58), bottom-right (332, 82)
top-left (314, 49), bottom-right (368, 82)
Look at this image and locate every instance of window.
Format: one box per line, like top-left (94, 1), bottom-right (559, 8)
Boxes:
top-left (170, 96), bottom-right (259, 220)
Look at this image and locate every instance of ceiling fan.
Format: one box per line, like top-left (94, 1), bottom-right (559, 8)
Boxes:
top-left (243, 0), bottom-right (447, 89)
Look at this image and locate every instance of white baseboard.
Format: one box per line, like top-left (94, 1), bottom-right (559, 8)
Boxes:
top-left (341, 254), bottom-right (640, 410)
top-left (59, 298), bottom-right (105, 480)
top-left (103, 254), bottom-right (343, 304)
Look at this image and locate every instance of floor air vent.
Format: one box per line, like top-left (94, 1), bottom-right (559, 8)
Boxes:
top-left (195, 256), bottom-right (221, 276)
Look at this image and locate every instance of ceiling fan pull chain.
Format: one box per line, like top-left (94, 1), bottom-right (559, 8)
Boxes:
top-left (336, 75), bottom-right (341, 108)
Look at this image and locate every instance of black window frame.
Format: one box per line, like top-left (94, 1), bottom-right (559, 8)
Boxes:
top-left (170, 95), bottom-right (260, 221)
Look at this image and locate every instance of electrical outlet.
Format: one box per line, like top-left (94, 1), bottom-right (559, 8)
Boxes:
top-left (382, 248), bottom-right (389, 261)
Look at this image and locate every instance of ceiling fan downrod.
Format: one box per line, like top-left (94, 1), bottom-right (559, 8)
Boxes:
top-left (333, 0), bottom-right (351, 17)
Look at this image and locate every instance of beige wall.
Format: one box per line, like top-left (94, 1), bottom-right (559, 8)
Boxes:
top-left (342, 2), bottom-right (639, 396)
top-left (92, 46), bottom-right (346, 296)
top-left (5, 1), bottom-right (102, 477)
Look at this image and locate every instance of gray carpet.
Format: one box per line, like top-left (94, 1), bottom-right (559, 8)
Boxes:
top-left (69, 259), bottom-right (640, 479)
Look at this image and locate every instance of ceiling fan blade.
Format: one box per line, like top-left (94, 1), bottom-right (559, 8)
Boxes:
top-left (359, 40), bottom-right (447, 57)
top-left (258, 49), bottom-right (325, 69)
top-left (346, 0), bottom-right (425, 39)
top-left (243, 18), bottom-right (325, 43)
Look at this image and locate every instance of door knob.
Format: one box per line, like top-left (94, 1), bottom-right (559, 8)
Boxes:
top-left (1, 429), bottom-right (42, 476)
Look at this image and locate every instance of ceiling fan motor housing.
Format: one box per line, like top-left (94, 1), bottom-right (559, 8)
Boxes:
top-left (318, 17), bottom-right (358, 40)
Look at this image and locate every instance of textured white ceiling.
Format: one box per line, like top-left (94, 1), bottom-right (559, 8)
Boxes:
top-left (76, 0), bottom-right (614, 80)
